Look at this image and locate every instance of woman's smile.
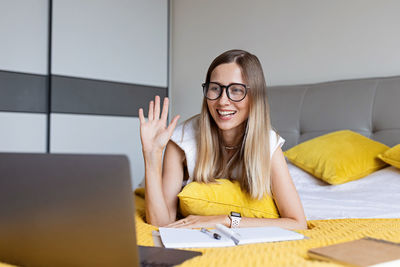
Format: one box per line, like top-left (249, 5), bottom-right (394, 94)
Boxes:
top-left (216, 109), bottom-right (237, 120)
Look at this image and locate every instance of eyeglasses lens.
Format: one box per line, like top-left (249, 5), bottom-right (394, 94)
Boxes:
top-left (205, 83), bottom-right (222, 100)
top-left (228, 84), bottom-right (246, 101)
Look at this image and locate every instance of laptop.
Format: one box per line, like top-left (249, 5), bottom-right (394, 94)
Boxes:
top-left (0, 153), bottom-right (201, 267)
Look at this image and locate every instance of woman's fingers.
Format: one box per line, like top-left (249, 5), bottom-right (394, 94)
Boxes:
top-left (167, 115), bottom-right (180, 136)
top-left (154, 95), bottom-right (161, 120)
top-left (148, 100), bottom-right (154, 121)
top-left (141, 96), bottom-right (178, 135)
top-left (165, 216), bottom-right (201, 229)
top-left (165, 218), bottom-right (186, 228)
top-left (138, 108), bottom-right (145, 124)
top-left (147, 96), bottom-right (167, 122)
top-left (160, 97), bottom-right (169, 122)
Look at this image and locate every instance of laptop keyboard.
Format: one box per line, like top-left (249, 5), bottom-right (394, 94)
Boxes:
top-left (139, 245), bottom-right (201, 267)
top-left (141, 261), bottom-right (173, 267)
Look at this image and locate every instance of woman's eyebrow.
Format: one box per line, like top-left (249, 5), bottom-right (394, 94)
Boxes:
top-left (209, 81), bottom-right (244, 85)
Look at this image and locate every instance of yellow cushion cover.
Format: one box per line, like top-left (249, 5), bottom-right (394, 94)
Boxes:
top-left (284, 130), bottom-right (389, 185)
top-left (378, 144), bottom-right (400, 169)
top-left (177, 179), bottom-right (279, 218)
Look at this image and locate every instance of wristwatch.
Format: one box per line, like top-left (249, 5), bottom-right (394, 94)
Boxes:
top-left (229, 212), bottom-right (241, 228)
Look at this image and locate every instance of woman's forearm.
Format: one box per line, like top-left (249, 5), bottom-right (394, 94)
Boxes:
top-left (143, 152), bottom-right (173, 226)
top-left (168, 215), bottom-right (307, 230)
top-left (167, 214), bottom-right (307, 230)
top-left (138, 96), bottom-right (181, 226)
top-left (239, 217), bottom-right (308, 230)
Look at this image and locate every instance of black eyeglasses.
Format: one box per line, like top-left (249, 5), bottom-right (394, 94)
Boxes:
top-left (202, 82), bottom-right (249, 102)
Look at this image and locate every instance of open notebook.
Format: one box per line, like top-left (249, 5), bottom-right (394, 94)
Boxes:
top-left (159, 225), bottom-right (305, 248)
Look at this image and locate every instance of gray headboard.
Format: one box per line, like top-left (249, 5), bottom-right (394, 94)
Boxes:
top-left (268, 75), bottom-right (400, 151)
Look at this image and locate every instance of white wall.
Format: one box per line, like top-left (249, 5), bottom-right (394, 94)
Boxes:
top-left (50, 114), bottom-right (144, 188)
top-left (170, 0), bottom-right (400, 121)
top-left (0, 0), bottom-right (48, 153)
top-left (51, 0), bottom-right (168, 188)
top-left (52, 0), bottom-right (168, 87)
top-left (0, 0), bottom-right (167, 188)
top-left (0, 112), bottom-right (47, 153)
top-left (0, 0), bottom-right (48, 75)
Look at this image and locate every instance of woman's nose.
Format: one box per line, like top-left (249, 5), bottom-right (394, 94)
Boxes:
top-left (218, 89), bottom-right (230, 105)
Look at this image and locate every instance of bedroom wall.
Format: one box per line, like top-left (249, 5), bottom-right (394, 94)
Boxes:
top-left (170, 0), bottom-right (400, 121)
top-left (0, 0), bottom-right (48, 152)
top-left (50, 0), bottom-right (168, 189)
top-left (0, 0), bottom-right (168, 188)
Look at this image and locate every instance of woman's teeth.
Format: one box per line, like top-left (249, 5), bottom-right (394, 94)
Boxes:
top-left (217, 110), bottom-right (236, 116)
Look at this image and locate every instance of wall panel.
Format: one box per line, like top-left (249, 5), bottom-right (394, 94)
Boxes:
top-left (50, 114), bottom-right (144, 188)
top-left (52, 0), bottom-right (168, 87)
top-left (0, 112), bottom-right (47, 152)
top-left (0, 0), bottom-right (168, 188)
top-left (0, 0), bottom-right (48, 153)
top-left (0, 0), bottom-right (48, 75)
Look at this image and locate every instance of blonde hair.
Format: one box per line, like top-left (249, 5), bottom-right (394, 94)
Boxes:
top-left (193, 49), bottom-right (274, 199)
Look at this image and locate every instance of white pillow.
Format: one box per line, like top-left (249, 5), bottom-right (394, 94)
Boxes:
top-left (287, 162), bottom-right (327, 188)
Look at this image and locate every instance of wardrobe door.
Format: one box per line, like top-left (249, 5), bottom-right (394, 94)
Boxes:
top-left (0, 0), bottom-right (48, 153)
top-left (50, 0), bottom-right (168, 188)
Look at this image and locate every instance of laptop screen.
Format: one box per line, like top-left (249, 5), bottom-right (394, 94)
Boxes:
top-left (0, 153), bottom-right (139, 267)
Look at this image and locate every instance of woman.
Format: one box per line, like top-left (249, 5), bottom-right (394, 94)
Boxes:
top-left (138, 49), bottom-right (307, 230)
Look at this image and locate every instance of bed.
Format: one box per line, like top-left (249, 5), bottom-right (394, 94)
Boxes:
top-left (268, 75), bottom-right (400, 221)
top-left (290, 163), bottom-right (400, 220)
top-left (132, 75), bottom-right (400, 266)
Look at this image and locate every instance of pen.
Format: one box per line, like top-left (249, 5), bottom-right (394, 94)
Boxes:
top-left (216, 224), bottom-right (240, 245)
top-left (200, 228), bottom-right (221, 240)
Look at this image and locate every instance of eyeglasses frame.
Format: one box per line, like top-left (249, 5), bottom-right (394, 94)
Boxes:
top-left (202, 82), bottom-right (249, 102)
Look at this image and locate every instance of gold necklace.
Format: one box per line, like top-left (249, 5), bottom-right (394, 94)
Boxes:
top-left (224, 145), bottom-right (241, 150)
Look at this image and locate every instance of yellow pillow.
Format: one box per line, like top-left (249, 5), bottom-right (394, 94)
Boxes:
top-left (134, 187), bottom-right (145, 198)
top-left (378, 144), bottom-right (400, 169)
top-left (284, 130), bottom-right (389, 185)
top-left (177, 179), bottom-right (279, 218)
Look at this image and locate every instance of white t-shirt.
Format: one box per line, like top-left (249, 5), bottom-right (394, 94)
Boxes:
top-left (170, 116), bottom-right (285, 184)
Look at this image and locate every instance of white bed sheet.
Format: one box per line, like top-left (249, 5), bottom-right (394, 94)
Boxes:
top-left (288, 163), bottom-right (400, 220)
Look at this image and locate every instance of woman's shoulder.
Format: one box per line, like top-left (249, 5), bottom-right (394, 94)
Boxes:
top-left (269, 128), bottom-right (280, 139)
top-left (269, 128), bottom-right (285, 155)
top-left (171, 114), bottom-right (200, 146)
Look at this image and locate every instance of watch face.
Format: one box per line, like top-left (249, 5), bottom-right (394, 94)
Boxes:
top-left (230, 212), bottom-right (241, 218)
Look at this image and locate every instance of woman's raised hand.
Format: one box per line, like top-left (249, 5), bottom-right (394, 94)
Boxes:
top-left (138, 96), bottom-right (180, 154)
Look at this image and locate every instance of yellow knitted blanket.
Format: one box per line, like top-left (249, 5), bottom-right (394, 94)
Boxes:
top-left (134, 195), bottom-right (400, 267)
top-left (1, 195), bottom-right (399, 267)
